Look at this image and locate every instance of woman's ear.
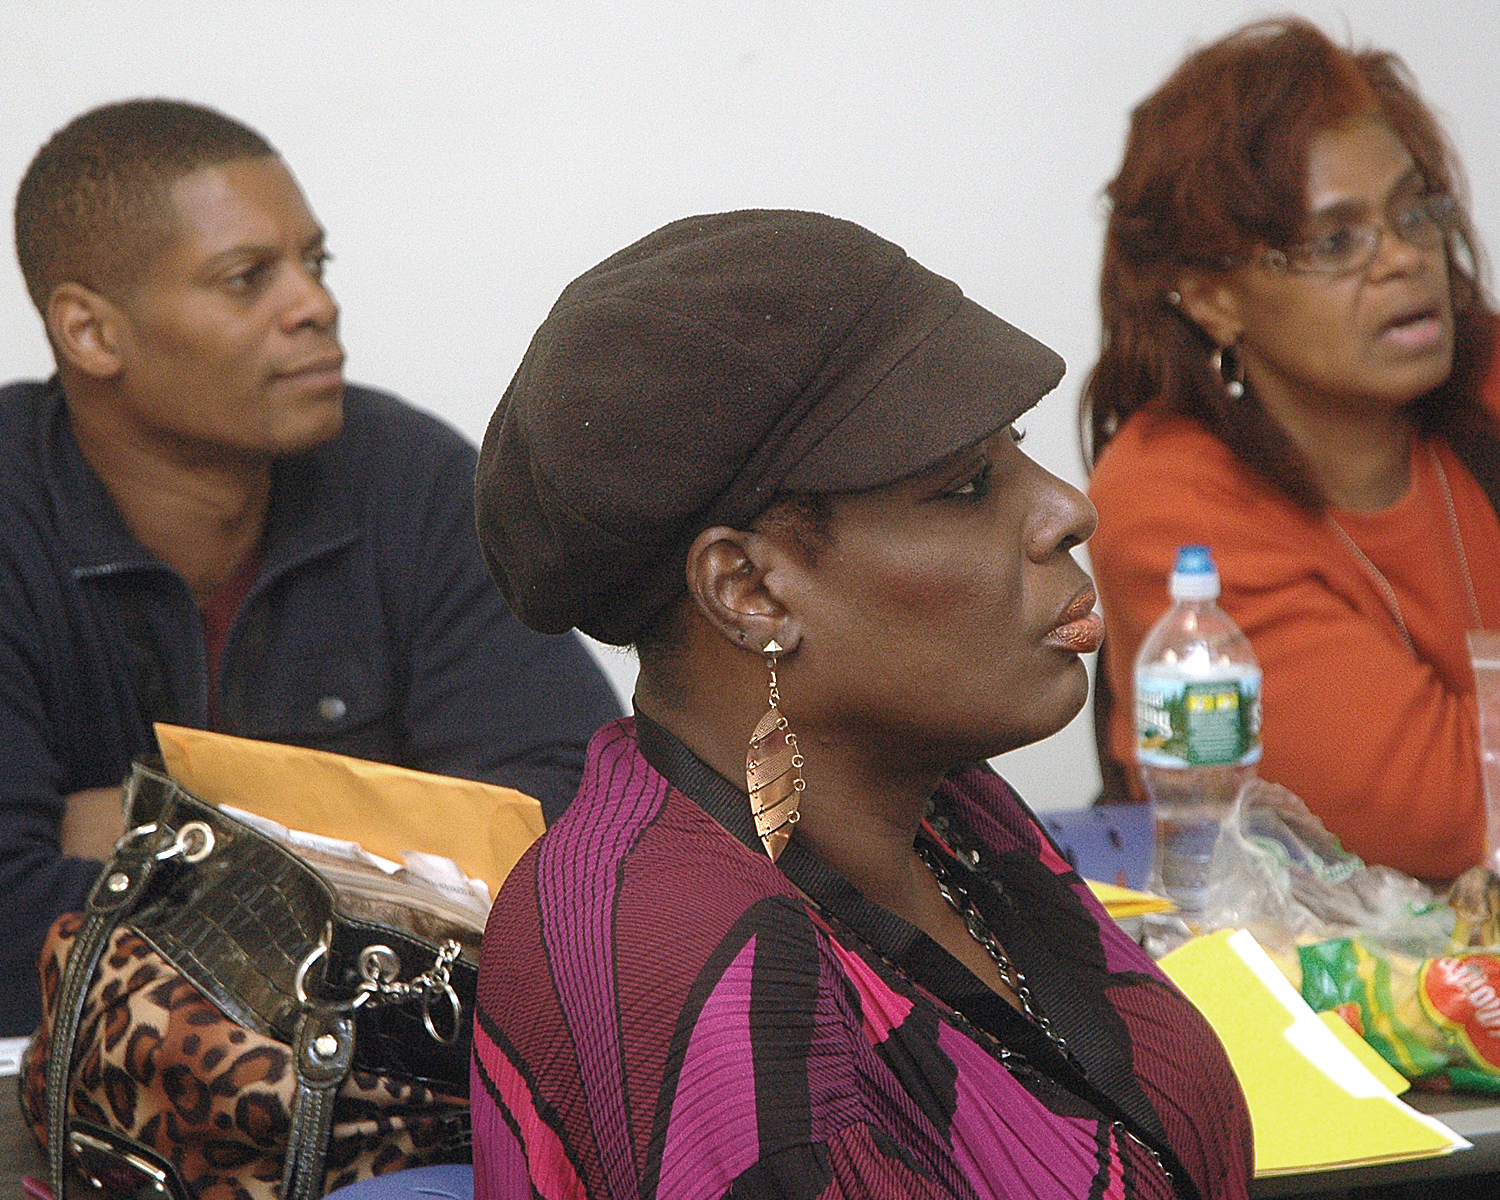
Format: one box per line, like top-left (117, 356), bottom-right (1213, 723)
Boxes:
top-left (684, 525), bottom-right (803, 654)
top-left (47, 282), bottom-right (126, 380)
top-left (1176, 270), bottom-right (1244, 350)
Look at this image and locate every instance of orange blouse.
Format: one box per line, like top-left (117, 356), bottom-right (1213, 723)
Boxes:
top-left (1087, 370), bottom-right (1500, 880)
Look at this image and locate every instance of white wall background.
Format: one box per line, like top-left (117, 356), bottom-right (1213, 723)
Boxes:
top-left (4, 2), bottom-right (1497, 810)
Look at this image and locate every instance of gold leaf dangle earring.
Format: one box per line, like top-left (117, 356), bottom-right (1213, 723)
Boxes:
top-left (745, 639), bottom-right (805, 862)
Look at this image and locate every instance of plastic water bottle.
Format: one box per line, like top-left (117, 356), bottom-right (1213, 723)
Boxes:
top-left (1135, 545), bottom-right (1262, 922)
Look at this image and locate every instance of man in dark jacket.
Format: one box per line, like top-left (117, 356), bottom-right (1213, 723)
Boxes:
top-left (0, 99), bottom-right (621, 1033)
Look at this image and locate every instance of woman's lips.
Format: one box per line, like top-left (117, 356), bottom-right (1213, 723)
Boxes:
top-left (1379, 313), bottom-right (1446, 354)
top-left (1378, 302), bottom-right (1447, 354)
top-left (1045, 587), bottom-right (1105, 654)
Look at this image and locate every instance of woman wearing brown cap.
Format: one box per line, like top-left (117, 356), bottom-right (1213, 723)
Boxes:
top-left (470, 210), bottom-right (1252, 1199)
top-left (1085, 19), bottom-right (1500, 882)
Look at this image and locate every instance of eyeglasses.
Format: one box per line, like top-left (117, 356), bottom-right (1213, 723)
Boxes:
top-left (1259, 193), bottom-right (1457, 277)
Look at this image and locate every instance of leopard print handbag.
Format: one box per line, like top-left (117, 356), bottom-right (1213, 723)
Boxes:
top-left (22, 760), bottom-right (478, 1200)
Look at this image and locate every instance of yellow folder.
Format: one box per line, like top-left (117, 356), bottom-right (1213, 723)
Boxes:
top-left (154, 723), bottom-right (545, 900)
top-left (1085, 879), bottom-right (1176, 918)
top-left (1159, 929), bottom-right (1467, 1176)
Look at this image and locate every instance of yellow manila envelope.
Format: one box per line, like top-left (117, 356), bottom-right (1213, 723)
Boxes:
top-left (154, 724), bottom-right (545, 900)
top-left (1159, 928), bottom-right (1467, 1176)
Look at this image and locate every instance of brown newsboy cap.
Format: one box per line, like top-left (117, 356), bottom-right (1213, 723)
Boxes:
top-left (477, 209), bottom-right (1064, 645)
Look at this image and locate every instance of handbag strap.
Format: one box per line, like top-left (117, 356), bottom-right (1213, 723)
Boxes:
top-left (46, 819), bottom-right (173, 1200)
top-left (283, 1006), bottom-right (356, 1200)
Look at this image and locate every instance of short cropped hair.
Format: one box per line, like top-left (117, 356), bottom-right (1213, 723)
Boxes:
top-left (15, 98), bottom-right (276, 314)
top-left (1082, 18), bottom-right (1494, 510)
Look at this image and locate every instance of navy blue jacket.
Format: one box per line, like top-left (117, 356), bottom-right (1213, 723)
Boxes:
top-left (0, 379), bottom-right (622, 1033)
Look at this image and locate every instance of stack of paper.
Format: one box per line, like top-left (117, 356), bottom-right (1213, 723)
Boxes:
top-left (1159, 929), bottom-right (1468, 1176)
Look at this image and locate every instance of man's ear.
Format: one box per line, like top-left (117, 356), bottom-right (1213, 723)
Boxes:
top-left (1175, 270), bottom-right (1244, 351)
top-left (684, 525), bottom-right (803, 655)
top-left (46, 282), bottom-right (127, 380)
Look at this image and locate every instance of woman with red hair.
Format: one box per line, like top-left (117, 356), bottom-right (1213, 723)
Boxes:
top-left (1085, 18), bottom-right (1500, 881)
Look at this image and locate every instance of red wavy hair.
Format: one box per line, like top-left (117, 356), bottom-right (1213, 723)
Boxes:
top-left (1081, 17), bottom-right (1494, 509)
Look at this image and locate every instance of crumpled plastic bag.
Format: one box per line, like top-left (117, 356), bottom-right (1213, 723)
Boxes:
top-left (1199, 779), bottom-right (1456, 959)
top-left (1185, 779), bottom-right (1500, 1092)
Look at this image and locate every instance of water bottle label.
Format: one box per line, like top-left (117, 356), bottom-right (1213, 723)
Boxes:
top-left (1136, 672), bottom-right (1262, 768)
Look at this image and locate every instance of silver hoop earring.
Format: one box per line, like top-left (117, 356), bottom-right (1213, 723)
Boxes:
top-left (1210, 345), bottom-right (1246, 400)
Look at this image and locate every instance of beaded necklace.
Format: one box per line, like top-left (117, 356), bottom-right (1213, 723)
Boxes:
top-left (1325, 442), bottom-right (1482, 656)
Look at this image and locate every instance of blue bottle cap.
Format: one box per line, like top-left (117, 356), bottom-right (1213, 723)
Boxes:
top-left (1169, 544), bottom-right (1220, 600)
top-left (1174, 545), bottom-right (1215, 575)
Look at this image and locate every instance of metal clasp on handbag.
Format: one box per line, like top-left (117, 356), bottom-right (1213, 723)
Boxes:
top-left (65, 1123), bottom-right (193, 1200)
top-left (97, 821), bottom-right (216, 898)
top-left (112, 819), bottom-right (216, 864)
top-left (294, 936), bottom-right (464, 1044)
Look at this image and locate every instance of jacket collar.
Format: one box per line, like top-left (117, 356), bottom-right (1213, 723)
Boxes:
top-left (37, 379), bottom-right (363, 586)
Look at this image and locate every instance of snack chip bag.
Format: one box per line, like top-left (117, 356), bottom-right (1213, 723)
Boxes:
top-left (1285, 937), bottom-right (1500, 1093)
